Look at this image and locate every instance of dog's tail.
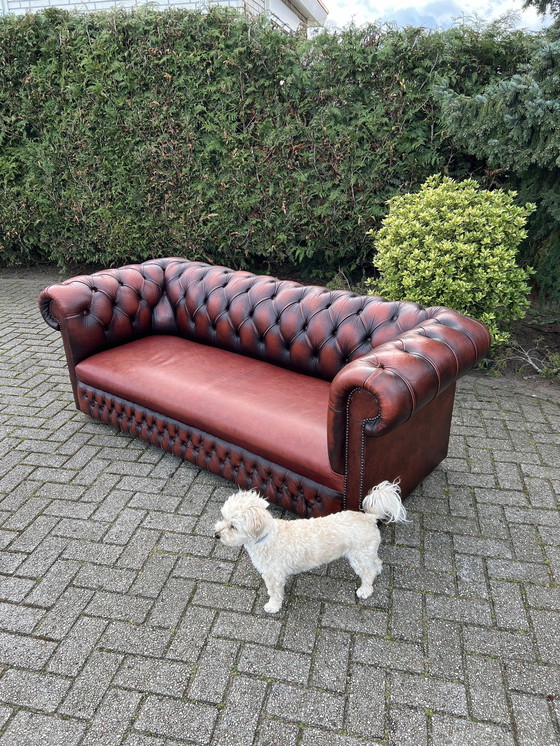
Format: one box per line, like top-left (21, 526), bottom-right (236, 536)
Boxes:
top-left (362, 479), bottom-right (407, 523)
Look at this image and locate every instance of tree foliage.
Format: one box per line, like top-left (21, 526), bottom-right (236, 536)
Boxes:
top-left (0, 8), bottom-right (534, 275)
top-left (438, 27), bottom-right (560, 298)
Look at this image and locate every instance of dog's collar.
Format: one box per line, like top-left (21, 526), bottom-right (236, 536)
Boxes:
top-left (253, 533), bottom-right (269, 545)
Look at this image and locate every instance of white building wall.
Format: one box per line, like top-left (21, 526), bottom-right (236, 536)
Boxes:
top-left (3, 0), bottom-right (268, 19)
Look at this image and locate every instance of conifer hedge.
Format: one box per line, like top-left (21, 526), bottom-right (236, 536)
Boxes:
top-left (0, 8), bottom-right (535, 276)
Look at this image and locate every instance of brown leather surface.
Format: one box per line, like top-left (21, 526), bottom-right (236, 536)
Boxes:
top-left (77, 383), bottom-right (344, 517)
top-left (328, 317), bottom-right (490, 473)
top-left (39, 257), bottom-right (492, 514)
top-left (39, 258), bottom-right (485, 380)
top-left (344, 385), bottom-right (456, 511)
top-left (75, 335), bottom-right (344, 492)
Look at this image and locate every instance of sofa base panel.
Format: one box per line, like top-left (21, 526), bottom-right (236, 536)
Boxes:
top-left (77, 384), bottom-right (344, 518)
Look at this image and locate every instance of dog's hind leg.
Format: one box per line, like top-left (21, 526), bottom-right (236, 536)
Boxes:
top-left (347, 548), bottom-right (382, 600)
top-left (262, 573), bottom-right (286, 613)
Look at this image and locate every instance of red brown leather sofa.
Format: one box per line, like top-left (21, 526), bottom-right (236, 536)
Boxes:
top-left (39, 257), bottom-right (491, 518)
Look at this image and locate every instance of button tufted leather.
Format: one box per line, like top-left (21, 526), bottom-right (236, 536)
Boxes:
top-left (40, 257), bottom-right (468, 380)
top-left (39, 257), bottom-right (491, 517)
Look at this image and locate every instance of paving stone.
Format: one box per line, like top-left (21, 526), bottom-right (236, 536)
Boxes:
top-left (353, 634), bottom-right (424, 674)
top-left (81, 687), bottom-right (142, 746)
top-left (390, 588), bottom-right (423, 642)
top-left (237, 642), bottom-right (311, 685)
top-left (130, 554), bottom-right (176, 599)
top-left (114, 656), bottom-right (192, 696)
top-left (147, 577), bottom-right (195, 628)
top-left (267, 682), bottom-right (345, 730)
top-left (166, 605), bottom-right (216, 662)
top-left (530, 608), bottom-right (560, 662)
top-left (388, 706), bottom-right (427, 746)
top-left (391, 671), bottom-right (468, 717)
top-left (426, 619), bottom-right (464, 680)
top-left (321, 603), bottom-right (387, 636)
top-left (0, 601), bottom-right (44, 634)
top-left (192, 581), bottom-right (257, 612)
top-left (511, 692), bottom-right (559, 746)
top-left (279, 597), bottom-right (322, 653)
top-left (188, 637), bottom-right (239, 703)
top-left (134, 695), bottom-right (217, 742)
top-left (2, 274), bottom-right (560, 746)
top-left (310, 628), bottom-right (351, 692)
top-left (47, 616), bottom-right (108, 676)
top-left (103, 508), bottom-right (146, 545)
top-left (0, 575), bottom-right (35, 602)
top-left (463, 626), bottom-right (537, 661)
top-left (100, 621), bottom-right (172, 657)
top-left (293, 573), bottom-right (357, 604)
top-left (36, 586), bottom-right (93, 639)
top-left (213, 610), bottom-right (283, 645)
top-left (85, 590), bottom-right (153, 623)
top-left (0, 630), bottom-right (57, 668)
top-left (256, 719), bottom-right (300, 746)
top-left (211, 675), bottom-right (268, 746)
top-left (486, 558), bottom-right (551, 584)
top-left (174, 555), bottom-right (235, 583)
top-left (466, 654), bottom-right (510, 723)
top-left (392, 566), bottom-right (456, 595)
top-left (490, 579), bottom-right (531, 630)
top-left (116, 529), bottom-right (160, 570)
top-left (74, 564), bottom-right (137, 592)
top-left (344, 663), bottom-right (385, 737)
top-left (0, 710), bottom-right (86, 746)
top-left (0, 668), bottom-right (70, 712)
top-left (59, 650), bottom-right (123, 718)
top-left (300, 730), bottom-right (376, 746)
top-left (430, 715), bottom-right (515, 746)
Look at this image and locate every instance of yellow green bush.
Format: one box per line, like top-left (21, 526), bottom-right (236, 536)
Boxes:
top-left (367, 175), bottom-right (535, 346)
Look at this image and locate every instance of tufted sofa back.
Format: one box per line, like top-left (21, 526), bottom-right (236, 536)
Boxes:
top-left (41, 257), bottom-right (451, 381)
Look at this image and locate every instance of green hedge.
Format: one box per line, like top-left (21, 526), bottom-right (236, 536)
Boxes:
top-left (0, 9), bottom-right (534, 275)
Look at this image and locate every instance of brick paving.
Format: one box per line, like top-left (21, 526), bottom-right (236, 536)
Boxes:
top-left (0, 269), bottom-right (559, 746)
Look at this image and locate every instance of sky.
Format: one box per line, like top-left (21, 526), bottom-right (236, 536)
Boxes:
top-left (323, 0), bottom-right (551, 31)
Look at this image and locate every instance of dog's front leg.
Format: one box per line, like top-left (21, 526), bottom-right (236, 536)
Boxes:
top-left (262, 573), bottom-right (286, 613)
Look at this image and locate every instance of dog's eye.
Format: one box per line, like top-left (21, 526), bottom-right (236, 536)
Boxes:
top-left (230, 524), bottom-right (237, 531)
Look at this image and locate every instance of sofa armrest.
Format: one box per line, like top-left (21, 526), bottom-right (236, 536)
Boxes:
top-left (327, 315), bottom-right (490, 473)
top-left (38, 258), bottom-right (183, 366)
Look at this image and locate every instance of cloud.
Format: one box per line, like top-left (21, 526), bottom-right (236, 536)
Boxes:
top-left (325, 0), bottom-right (550, 30)
top-left (377, 1), bottom-right (466, 28)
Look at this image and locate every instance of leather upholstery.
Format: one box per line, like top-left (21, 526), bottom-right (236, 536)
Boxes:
top-left (75, 335), bottom-right (343, 492)
top-left (77, 384), bottom-right (343, 517)
top-left (39, 257), bottom-right (491, 517)
top-left (39, 257), bottom-right (488, 379)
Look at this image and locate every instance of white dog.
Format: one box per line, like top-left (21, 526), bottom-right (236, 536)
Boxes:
top-left (214, 481), bottom-right (407, 613)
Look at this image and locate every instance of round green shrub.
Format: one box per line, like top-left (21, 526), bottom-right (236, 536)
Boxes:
top-left (367, 175), bottom-right (535, 347)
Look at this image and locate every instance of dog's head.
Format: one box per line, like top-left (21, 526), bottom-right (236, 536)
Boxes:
top-left (214, 490), bottom-right (273, 546)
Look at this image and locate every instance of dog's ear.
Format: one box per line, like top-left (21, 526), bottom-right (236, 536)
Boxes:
top-left (244, 504), bottom-right (270, 539)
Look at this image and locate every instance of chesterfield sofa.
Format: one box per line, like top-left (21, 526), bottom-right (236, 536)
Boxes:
top-left (39, 257), bottom-right (490, 518)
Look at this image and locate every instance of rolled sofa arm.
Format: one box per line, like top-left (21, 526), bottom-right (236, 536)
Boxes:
top-left (327, 314), bottom-right (490, 472)
top-left (38, 258), bottom-right (183, 366)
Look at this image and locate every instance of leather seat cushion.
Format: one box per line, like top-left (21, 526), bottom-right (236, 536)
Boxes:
top-left (75, 335), bottom-right (344, 492)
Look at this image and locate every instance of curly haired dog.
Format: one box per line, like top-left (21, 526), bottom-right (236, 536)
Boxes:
top-left (214, 481), bottom-right (406, 613)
